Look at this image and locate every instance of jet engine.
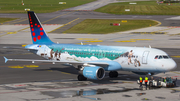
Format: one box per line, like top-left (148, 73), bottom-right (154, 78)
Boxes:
top-left (82, 66), bottom-right (105, 80)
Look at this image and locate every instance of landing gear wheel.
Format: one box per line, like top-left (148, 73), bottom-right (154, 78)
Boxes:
top-left (114, 71), bottom-right (118, 77)
top-left (109, 71), bottom-right (118, 78)
top-left (77, 74), bottom-right (87, 81)
top-left (149, 82), bottom-right (153, 87)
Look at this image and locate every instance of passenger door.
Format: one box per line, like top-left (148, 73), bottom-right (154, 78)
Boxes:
top-left (142, 51), bottom-right (149, 64)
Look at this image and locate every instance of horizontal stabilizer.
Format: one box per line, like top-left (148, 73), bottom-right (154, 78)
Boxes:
top-left (4, 56), bottom-right (8, 63)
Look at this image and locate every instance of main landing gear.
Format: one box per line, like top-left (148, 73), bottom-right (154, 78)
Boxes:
top-left (77, 74), bottom-right (87, 81)
top-left (109, 71), bottom-right (118, 78)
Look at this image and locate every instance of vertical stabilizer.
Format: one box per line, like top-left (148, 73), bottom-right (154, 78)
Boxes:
top-left (27, 11), bottom-right (53, 44)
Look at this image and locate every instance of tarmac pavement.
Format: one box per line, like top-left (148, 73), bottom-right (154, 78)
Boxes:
top-left (1, 0), bottom-right (180, 101)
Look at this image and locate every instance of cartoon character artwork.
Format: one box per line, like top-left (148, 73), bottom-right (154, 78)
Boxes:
top-left (49, 49), bottom-right (54, 60)
top-left (134, 56), bottom-right (141, 67)
top-left (118, 50), bottom-right (141, 67)
top-left (47, 48), bottom-right (64, 61)
top-left (128, 50), bottom-right (133, 65)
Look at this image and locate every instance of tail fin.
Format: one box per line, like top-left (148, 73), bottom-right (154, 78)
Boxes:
top-left (27, 11), bottom-right (54, 44)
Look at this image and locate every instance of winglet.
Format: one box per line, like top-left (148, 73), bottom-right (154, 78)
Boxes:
top-left (4, 56), bottom-right (8, 63)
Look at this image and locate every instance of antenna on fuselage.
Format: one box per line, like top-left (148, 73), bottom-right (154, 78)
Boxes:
top-left (149, 45), bottom-right (151, 48)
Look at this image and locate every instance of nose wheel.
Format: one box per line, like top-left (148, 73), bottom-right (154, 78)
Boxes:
top-left (77, 74), bottom-right (87, 81)
top-left (109, 71), bottom-right (118, 78)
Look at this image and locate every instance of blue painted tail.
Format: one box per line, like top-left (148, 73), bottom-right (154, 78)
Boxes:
top-left (27, 11), bottom-right (54, 44)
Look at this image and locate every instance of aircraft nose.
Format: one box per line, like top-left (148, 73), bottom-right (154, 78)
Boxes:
top-left (166, 60), bottom-right (177, 71)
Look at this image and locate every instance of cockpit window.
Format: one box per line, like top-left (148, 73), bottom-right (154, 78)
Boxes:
top-left (155, 55), bottom-right (158, 59)
top-left (159, 56), bottom-right (162, 59)
top-left (154, 55), bottom-right (170, 59)
top-left (163, 55), bottom-right (169, 59)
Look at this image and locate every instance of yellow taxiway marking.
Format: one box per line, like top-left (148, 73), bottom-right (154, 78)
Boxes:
top-left (24, 65), bottom-right (39, 68)
top-left (84, 40), bottom-right (103, 42)
top-left (115, 40), bottom-right (136, 42)
top-left (61, 72), bottom-right (71, 75)
top-left (48, 18), bottom-right (79, 33)
top-left (121, 20), bottom-right (127, 22)
top-left (171, 56), bottom-right (180, 58)
top-left (151, 19), bottom-right (161, 26)
top-left (22, 45), bottom-right (27, 47)
top-left (8, 65), bottom-right (39, 69)
top-left (8, 65), bottom-right (24, 69)
top-left (115, 39), bottom-right (152, 42)
top-left (7, 31), bottom-right (17, 34)
top-left (77, 38), bottom-right (99, 40)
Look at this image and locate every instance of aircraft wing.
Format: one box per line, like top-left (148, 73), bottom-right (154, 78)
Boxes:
top-left (3, 57), bottom-right (109, 67)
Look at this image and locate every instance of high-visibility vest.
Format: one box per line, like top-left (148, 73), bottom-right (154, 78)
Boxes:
top-left (139, 77), bottom-right (142, 82)
top-left (164, 78), bottom-right (166, 82)
top-left (145, 77), bottom-right (148, 82)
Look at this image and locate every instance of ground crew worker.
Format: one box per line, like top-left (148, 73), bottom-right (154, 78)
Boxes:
top-left (139, 76), bottom-right (143, 87)
top-left (145, 76), bottom-right (148, 90)
top-left (164, 78), bottom-right (166, 83)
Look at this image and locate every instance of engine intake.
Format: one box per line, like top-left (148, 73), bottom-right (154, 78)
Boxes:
top-left (82, 66), bottom-right (105, 80)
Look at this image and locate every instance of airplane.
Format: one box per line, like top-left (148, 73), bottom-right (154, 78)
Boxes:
top-left (4, 11), bottom-right (177, 81)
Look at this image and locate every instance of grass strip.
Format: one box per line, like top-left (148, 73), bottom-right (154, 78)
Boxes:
top-left (95, 1), bottom-right (180, 15)
top-left (63, 19), bottom-right (158, 34)
top-left (0, 0), bottom-right (95, 13)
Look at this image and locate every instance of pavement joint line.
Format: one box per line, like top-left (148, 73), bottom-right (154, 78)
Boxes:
top-left (170, 71), bottom-right (180, 74)
top-left (0, 53), bottom-right (33, 56)
top-left (42, 12), bottom-right (74, 24)
top-left (155, 27), bottom-right (176, 32)
top-left (0, 18), bottom-right (20, 25)
top-left (48, 18), bottom-right (79, 33)
top-left (0, 33), bottom-right (8, 37)
top-left (0, 12), bottom-right (74, 37)
top-left (0, 63), bottom-right (51, 68)
top-left (0, 80), bottom-right (126, 94)
top-left (6, 18), bottom-right (28, 24)
top-left (170, 88), bottom-right (180, 91)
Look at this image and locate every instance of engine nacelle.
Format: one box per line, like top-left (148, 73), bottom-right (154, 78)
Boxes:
top-left (82, 66), bottom-right (105, 80)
